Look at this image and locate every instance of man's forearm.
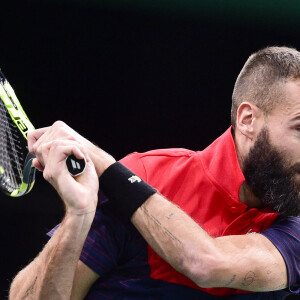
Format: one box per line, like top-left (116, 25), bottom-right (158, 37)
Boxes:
top-left (131, 193), bottom-right (288, 291)
top-left (131, 193), bottom-right (216, 286)
top-left (9, 212), bottom-right (94, 300)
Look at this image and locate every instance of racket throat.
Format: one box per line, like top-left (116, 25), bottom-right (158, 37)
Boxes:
top-left (10, 153), bottom-right (36, 197)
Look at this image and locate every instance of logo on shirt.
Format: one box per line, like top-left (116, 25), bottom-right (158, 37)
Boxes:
top-left (128, 175), bottom-right (142, 183)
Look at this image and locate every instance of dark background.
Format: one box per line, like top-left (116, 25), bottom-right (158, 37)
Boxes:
top-left (1, 1), bottom-right (299, 298)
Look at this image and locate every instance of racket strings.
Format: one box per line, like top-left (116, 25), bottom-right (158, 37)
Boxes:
top-left (0, 98), bottom-right (26, 192)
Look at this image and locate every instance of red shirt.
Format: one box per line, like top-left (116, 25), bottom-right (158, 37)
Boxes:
top-left (120, 127), bottom-right (278, 296)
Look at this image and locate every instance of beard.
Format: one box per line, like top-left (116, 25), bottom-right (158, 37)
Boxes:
top-left (243, 127), bottom-right (300, 217)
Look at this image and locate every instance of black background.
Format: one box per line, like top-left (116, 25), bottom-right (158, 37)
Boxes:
top-left (0, 1), bottom-right (299, 298)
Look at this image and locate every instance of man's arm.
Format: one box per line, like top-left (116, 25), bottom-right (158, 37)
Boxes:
top-left (10, 214), bottom-right (96, 300)
top-left (131, 193), bottom-right (288, 292)
top-left (25, 121), bottom-right (290, 292)
top-left (70, 261), bottom-right (100, 300)
top-left (9, 140), bottom-right (101, 300)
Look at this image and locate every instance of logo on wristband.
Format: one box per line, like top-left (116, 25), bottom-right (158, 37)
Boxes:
top-left (128, 175), bottom-right (142, 183)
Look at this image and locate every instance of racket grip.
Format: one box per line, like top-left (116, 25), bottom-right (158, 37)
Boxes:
top-left (66, 154), bottom-right (86, 176)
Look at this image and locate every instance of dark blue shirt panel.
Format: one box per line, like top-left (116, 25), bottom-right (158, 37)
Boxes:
top-left (79, 193), bottom-right (149, 279)
top-left (261, 216), bottom-right (300, 295)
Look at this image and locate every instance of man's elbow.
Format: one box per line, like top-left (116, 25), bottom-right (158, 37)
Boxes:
top-left (9, 276), bottom-right (21, 300)
top-left (178, 250), bottom-right (220, 288)
top-left (9, 263), bottom-right (40, 300)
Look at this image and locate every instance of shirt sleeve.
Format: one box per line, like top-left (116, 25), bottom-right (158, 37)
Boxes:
top-left (260, 216), bottom-right (300, 295)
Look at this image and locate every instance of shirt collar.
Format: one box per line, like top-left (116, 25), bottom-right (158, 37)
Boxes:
top-left (200, 127), bottom-right (246, 205)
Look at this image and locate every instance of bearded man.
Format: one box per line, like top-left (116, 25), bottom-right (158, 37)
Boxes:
top-left (10, 46), bottom-right (300, 299)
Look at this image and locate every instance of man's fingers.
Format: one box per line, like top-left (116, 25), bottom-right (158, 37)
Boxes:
top-left (64, 146), bottom-right (86, 161)
top-left (45, 140), bottom-right (87, 167)
top-left (34, 140), bottom-right (86, 171)
top-left (28, 122), bottom-right (80, 156)
top-left (32, 158), bottom-right (44, 172)
top-left (27, 127), bottom-right (49, 153)
top-left (43, 143), bottom-right (87, 180)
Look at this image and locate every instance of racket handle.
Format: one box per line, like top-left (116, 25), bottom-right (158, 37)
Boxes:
top-left (66, 154), bottom-right (86, 176)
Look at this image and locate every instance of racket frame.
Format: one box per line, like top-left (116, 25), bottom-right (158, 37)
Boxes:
top-left (0, 70), bottom-right (36, 196)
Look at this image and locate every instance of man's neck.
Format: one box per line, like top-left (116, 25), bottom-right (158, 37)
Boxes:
top-left (239, 181), bottom-right (261, 209)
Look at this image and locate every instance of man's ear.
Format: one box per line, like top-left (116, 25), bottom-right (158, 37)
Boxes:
top-left (236, 102), bottom-right (263, 140)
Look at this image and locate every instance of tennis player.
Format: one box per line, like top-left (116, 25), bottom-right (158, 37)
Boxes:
top-left (9, 46), bottom-right (300, 299)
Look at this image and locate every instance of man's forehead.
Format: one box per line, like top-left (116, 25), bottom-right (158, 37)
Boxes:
top-left (285, 78), bottom-right (300, 91)
top-left (273, 79), bottom-right (300, 117)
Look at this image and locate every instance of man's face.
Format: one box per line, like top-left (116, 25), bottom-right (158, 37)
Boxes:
top-left (243, 79), bottom-right (300, 217)
top-left (243, 127), bottom-right (300, 216)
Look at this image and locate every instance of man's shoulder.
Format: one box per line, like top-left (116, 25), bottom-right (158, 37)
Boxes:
top-left (119, 148), bottom-right (200, 182)
top-left (262, 216), bottom-right (300, 237)
top-left (275, 216), bottom-right (300, 226)
top-left (261, 216), bottom-right (300, 295)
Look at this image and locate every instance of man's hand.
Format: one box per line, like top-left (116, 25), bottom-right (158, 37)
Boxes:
top-left (28, 120), bottom-right (116, 177)
top-left (41, 139), bottom-right (99, 214)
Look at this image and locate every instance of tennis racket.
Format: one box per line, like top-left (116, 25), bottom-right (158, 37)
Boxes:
top-left (0, 69), bottom-right (86, 197)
